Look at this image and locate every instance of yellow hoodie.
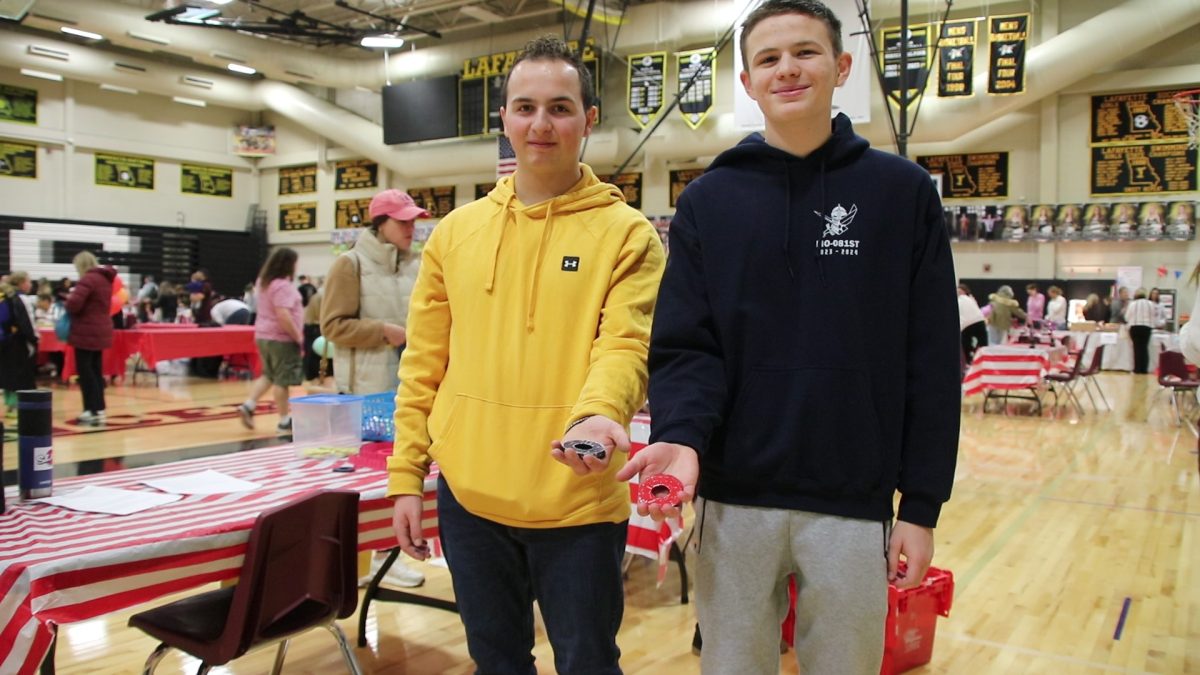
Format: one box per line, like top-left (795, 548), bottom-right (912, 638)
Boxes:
top-left (386, 165), bottom-right (666, 528)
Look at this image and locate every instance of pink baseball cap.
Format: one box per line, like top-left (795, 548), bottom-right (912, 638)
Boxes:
top-left (368, 189), bottom-right (430, 221)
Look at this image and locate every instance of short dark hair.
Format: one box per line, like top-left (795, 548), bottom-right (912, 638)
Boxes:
top-left (740, 0), bottom-right (843, 70)
top-left (501, 35), bottom-right (597, 110)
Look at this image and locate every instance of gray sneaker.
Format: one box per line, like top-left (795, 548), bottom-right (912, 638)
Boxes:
top-left (275, 417), bottom-right (292, 436)
top-left (237, 404), bottom-right (254, 429)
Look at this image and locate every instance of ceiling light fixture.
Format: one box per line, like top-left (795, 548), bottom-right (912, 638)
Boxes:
top-left (127, 30), bottom-right (171, 46)
top-left (227, 63), bottom-right (257, 75)
top-left (20, 68), bottom-right (63, 82)
top-left (27, 44), bottom-right (70, 60)
top-left (361, 34), bottom-right (404, 49)
top-left (173, 96), bottom-right (207, 107)
top-left (60, 26), bottom-right (103, 40)
top-left (100, 83), bottom-right (139, 95)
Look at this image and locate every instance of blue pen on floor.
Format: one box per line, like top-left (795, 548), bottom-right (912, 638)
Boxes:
top-left (1113, 597), bottom-right (1131, 640)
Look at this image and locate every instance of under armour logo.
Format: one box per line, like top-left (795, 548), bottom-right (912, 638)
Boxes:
top-left (561, 256), bottom-right (580, 271)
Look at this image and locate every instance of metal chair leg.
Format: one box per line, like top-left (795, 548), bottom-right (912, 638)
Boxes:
top-left (1172, 389), bottom-right (1182, 426)
top-left (1089, 376), bottom-right (1111, 410)
top-left (142, 643), bottom-right (172, 675)
top-left (325, 622), bottom-right (364, 675)
top-left (196, 664), bottom-right (211, 675)
top-left (269, 639), bottom-right (289, 675)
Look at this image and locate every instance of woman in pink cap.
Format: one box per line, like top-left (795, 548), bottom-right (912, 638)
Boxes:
top-left (320, 188), bottom-right (430, 588)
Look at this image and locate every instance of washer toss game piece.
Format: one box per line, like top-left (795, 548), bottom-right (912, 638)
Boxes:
top-left (638, 474), bottom-right (685, 507)
top-left (561, 438), bottom-right (607, 461)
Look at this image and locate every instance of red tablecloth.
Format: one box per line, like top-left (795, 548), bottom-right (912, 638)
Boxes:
top-left (0, 446), bottom-right (428, 675)
top-left (962, 345), bottom-right (1068, 398)
top-left (36, 326), bottom-right (261, 381)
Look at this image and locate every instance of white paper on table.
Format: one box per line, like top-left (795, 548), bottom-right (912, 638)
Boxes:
top-left (141, 469), bottom-right (262, 495)
top-left (37, 485), bottom-right (184, 515)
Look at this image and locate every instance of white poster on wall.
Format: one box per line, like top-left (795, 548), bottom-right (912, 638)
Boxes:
top-left (733, 0), bottom-right (872, 129)
top-left (1116, 266), bottom-right (1143, 293)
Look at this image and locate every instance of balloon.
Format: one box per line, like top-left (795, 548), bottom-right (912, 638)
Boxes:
top-left (313, 336), bottom-right (334, 358)
top-left (110, 275), bottom-right (128, 315)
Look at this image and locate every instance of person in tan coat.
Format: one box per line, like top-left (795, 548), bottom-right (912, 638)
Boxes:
top-left (321, 188), bottom-right (428, 588)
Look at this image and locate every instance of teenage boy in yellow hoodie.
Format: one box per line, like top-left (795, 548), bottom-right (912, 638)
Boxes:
top-left (387, 36), bottom-right (665, 673)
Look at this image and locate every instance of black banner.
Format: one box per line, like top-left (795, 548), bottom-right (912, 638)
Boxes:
top-left (599, 172), bottom-right (643, 210)
top-left (181, 164), bottom-right (232, 197)
top-left (917, 152), bottom-right (1008, 199)
top-left (95, 153), bottom-right (154, 190)
top-left (628, 52), bottom-right (666, 128)
top-left (0, 141), bottom-right (37, 179)
top-left (279, 202), bottom-right (318, 231)
top-left (937, 20), bottom-right (976, 98)
top-left (669, 169), bottom-right (705, 207)
top-left (0, 84), bottom-right (37, 124)
top-left (1091, 142), bottom-right (1197, 196)
top-left (988, 14), bottom-right (1028, 95)
top-left (279, 164), bottom-right (317, 195)
top-left (335, 159), bottom-right (378, 190)
top-left (409, 185), bottom-right (456, 218)
top-left (1091, 89), bottom-right (1195, 146)
top-left (335, 197), bottom-right (373, 229)
top-left (880, 24), bottom-right (932, 107)
top-left (677, 48), bottom-right (716, 129)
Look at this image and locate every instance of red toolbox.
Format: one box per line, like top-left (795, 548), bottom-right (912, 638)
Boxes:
top-left (881, 567), bottom-right (955, 674)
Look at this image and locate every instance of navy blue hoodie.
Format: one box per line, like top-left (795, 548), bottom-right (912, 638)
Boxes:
top-left (648, 114), bottom-right (959, 528)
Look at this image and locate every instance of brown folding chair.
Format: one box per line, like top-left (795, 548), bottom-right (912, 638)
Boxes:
top-left (129, 490), bottom-right (362, 675)
top-left (1077, 344), bottom-right (1110, 411)
top-left (1044, 336), bottom-right (1090, 417)
top-left (1154, 350), bottom-right (1200, 427)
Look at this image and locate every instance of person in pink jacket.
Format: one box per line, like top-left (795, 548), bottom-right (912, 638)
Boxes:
top-left (1025, 283), bottom-right (1046, 325)
top-left (65, 251), bottom-right (116, 426)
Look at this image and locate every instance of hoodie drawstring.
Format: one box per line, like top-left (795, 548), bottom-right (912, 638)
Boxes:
top-left (527, 203), bottom-right (556, 331)
top-left (485, 191), bottom-right (517, 293)
top-left (783, 160), bottom-right (795, 280)
top-left (815, 155), bottom-right (828, 287)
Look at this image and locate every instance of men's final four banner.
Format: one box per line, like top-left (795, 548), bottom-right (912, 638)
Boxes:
top-left (880, 23), bottom-right (932, 108)
top-left (988, 14), bottom-right (1029, 95)
top-left (937, 20), bottom-right (976, 98)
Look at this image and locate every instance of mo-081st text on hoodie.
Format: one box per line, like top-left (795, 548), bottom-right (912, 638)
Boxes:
top-left (648, 114), bottom-right (960, 529)
top-left (386, 165), bottom-right (666, 529)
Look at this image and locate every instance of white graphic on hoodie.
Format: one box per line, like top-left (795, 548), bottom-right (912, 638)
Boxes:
top-left (814, 203), bottom-right (861, 256)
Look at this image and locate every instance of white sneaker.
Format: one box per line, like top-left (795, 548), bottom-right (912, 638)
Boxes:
top-left (358, 555), bottom-right (425, 588)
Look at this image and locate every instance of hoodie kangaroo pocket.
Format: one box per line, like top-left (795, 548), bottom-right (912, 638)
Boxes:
top-left (429, 394), bottom-right (583, 523)
top-left (724, 366), bottom-right (884, 497)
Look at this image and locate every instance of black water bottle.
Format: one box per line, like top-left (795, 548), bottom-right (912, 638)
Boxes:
top-left (18, 389), bottom-right (53, 500)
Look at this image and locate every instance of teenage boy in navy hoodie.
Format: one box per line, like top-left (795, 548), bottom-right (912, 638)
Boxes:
top-left (617, 0), bottom-right (960, 671)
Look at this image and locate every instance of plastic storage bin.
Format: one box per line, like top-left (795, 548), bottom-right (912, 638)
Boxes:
top-left (289, 394), bottom-right (364, 455)
top-left (361, 391), bottom-right (396, 441)
top-left (881, 566), bottom-right (955, 674)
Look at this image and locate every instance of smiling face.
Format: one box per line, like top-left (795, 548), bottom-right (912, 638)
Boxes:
top-left (739, 12), bottom-right (851, 130)
top-left (499, 58), bottom-right (597, 182)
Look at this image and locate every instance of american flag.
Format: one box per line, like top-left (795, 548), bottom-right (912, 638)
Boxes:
top-left (497, 135), bottom-right (517, 178)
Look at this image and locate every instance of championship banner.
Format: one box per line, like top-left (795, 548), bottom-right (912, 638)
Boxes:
top-left (334, 159), bottom-right (378, 191)
top-left (937, 20), bottom-right (976, 98)
top-left (0, 84), bottom-right (37, 124)
top-left (409, 185), bottom-right (456, 218)
top-left (180, 164), bottom-right (232, 197)
top-left (916, 152), bottom-right (1008, 199)
top-left (475, 182), bottom-right (495, 200)
top-left (1091, 89), bottom-right (1196, 146)
top-left (1090, 142), bottom-right (1197, 196)
top-left (599, 172), bottom-right (643, 209)
top-left (676, 48), bottom-right (716, 129)
top-left (279, 164), bottom-right (317, 195)
top-left (880, 23), bottom-right (932, 108)
top-left (335, 197), bottom-right (373, 229)
top-left (279, 202), bottom-right (318, 231)
top-left (0, 140), bottom-right (37, 179)
top-left (987, 14), bottom-right (1029, 95)
top-left (627, 52), bottom-right (666, 128)
top-left (95, 153), bottom-right (154, 190)
top-left (669, 168), bottom-right (705, 207)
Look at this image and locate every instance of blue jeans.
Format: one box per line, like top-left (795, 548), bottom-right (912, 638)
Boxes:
top-left (437, 476), bottom-right (627, 675)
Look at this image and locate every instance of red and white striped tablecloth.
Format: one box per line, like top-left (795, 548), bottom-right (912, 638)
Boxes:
top-left (0, 446), bottom-right (429, 675)
top-left (625, 415), bottom-right (685, 561)
top-left (962, 345), bottom-right (1067, 398)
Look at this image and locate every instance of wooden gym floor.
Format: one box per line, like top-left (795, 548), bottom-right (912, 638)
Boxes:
top-left (2, 369), bottom-right (1197, 674)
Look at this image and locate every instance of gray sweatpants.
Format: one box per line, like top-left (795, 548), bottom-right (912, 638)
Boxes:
top-left (694, 499), bottom-right (889, 675)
